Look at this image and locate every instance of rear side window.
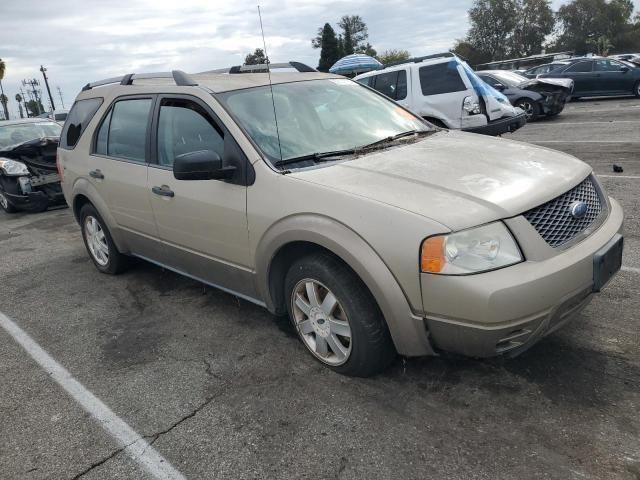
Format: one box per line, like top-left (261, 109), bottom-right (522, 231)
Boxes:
top-left (60, 98), bottom-right (103, 149)
top-left (366, 70), bottom-right (408, 100)
top-left (94, 98), bottom-right (152, 162)
top-left (356, 76), bottom-right (371, 87)
top-left (419, 61), bottom-right (466, 96)
top-left (566, 61), bottom-right (592, 73)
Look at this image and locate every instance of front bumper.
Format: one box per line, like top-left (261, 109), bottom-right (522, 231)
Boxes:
top-left (420, 197), bottom-right (624, 357)
top-left (463, 112), bottom-right (527, 136)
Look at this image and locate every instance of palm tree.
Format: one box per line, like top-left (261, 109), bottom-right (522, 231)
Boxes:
top-left (587, 36), bottom-right (614, 57)
top-left (15, 93), bottom-right (24, 118)
top-left (0, 59), bottom-right (9, 120)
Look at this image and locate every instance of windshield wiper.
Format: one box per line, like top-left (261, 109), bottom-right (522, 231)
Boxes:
top-left (273, 149), bottom-right (357, 167)
top-left (356, 129), bottom-right (431, 151)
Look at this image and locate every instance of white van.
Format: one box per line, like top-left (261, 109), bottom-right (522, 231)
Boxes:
top-left (354, 53), bottom-right (527, 135)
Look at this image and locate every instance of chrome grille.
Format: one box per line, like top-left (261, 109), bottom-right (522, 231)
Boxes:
top-left (524, 176), bottom-right (603, 248)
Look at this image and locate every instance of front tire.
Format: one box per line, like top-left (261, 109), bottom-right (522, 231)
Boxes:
top-left (633, 81), bottom-right (640, 98)
top-left (80, 203), bottom-right (129, 274)
top-left (0, 188), bottom-right (18, 213)
top-left (285, 252), bottom-right (396, 377)
top-left (515, 98), bottom-right (540, 121)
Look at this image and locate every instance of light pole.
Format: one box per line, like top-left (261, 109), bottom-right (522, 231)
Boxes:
top-left (56, 86), bottom-right (65, 109)
top-left (39, 65), bottom-right (56, 112)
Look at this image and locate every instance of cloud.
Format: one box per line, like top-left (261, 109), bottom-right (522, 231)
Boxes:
top-left (1, 0), bottom-right (476, 115)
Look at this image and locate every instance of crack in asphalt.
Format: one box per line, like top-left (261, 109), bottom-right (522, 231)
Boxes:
top-left (69, 439), bottom-right (139, 480)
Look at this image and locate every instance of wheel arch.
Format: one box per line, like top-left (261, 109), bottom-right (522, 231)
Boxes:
top-left (70, 178), bottom-right (127, 252)
top-left (255, 214), bottom-right (435, 356)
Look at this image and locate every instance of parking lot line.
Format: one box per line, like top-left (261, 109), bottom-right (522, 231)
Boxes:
top-left (622, 266), bottom-right (640, 274)
top-left (597, 175), bottom-right (640, 179)
top-left (0, 310), bottom-right (186, 480)
top-left (530, 140), bottom-right (640, 144)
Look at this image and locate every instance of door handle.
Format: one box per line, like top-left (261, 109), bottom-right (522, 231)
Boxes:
top-left (89, 169), bottom-right (104, 179)
top-left (152, 185), bottom-right (175, 198)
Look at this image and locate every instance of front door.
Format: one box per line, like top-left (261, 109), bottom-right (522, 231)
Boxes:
top-left (593, 59), bottom-right (634, 93)
top-left (146, 95), bottom-right (254, 299)
top-left (562, 61), bottom-right (596, 95)
top-left (89, 96), bottom-right (160, 255)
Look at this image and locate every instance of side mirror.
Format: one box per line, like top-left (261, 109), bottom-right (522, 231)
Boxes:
top-left (173, 150), bottom-right (236, 181)
top-left (620, 66), bottom-right (630, 72)
top-left (493, 83), bottom-right (506, 91)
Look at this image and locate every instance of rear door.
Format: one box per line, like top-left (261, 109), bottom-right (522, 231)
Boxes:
top-left (90, 95), bottom-right (160, 254)
top-left (146, 94), bottom-right (253, 297)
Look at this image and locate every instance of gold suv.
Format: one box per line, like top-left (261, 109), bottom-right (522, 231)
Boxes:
top-left (58, 68), bottom-right (623, 376)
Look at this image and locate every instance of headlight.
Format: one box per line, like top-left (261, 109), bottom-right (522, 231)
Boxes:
top-left (0, 158), bottom-right (29, 176)
top-left (462, 96), bottom-right (481, 115)
top-left (421, 222), bottom-right (523, 275)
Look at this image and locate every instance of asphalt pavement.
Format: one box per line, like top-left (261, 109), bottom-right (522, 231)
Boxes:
top-left (1, 96), bottom-right (639, 480)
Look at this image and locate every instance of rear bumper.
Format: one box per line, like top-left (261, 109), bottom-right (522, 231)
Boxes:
top-left (420, 197), bottom-right (624, 357)
top-left (463, 112), bottom-right (527, 136)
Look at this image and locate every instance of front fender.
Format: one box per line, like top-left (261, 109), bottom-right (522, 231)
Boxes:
top-left (254, 214), bottom-right (435, 356)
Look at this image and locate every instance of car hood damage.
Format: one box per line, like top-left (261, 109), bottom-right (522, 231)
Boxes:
top-left (521, 77), bottom-right (574, 91)
top-left (0, 137), bottom-right (59, 175)
top-left (292, 130), bottom-right (592, 231)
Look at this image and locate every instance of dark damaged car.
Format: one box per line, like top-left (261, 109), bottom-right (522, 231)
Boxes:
top-left (0, 119), bottom-right (64, 213)
top-left (477, 70), bottom-right (573, 121)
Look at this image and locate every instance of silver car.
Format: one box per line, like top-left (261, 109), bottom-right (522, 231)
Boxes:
top-left (58, 69), bottom-right (624, 376)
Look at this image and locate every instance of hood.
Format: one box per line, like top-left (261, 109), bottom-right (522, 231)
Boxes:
top-left (522, 77), bottom-right (574, 91)
top-left (0, 137), bottom-right (59, 174)
top-left (291, 131), bottom-right (591, 231)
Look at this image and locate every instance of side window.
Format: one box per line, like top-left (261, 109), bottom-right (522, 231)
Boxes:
top-left (566, 61), bottom-right (592, 73)
top-left (60, 98), bottom-right (103, 149)
top-left (356, 76), bottom-right (371, 87)
top-left (479, 75), bottom-right (499, 87)
top-left (156, 99), bottom-right (224, 167)
top-left (419, 61), bottom-right (467, 96)
top-left (396, 70), bottom-right (408, 100)
top-left (372, 71), bottom-right (399, 99)
top-left (93, 99), bottom-right (152, 161)
top-left (595, 59), bottom-right (625, 72)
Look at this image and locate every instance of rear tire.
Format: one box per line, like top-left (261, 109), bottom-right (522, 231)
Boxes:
top-left (633, 81), bottom-right (640, 98)
top-left (515, 98), bottom-right (541, 121)
top-left (79, 203), bottom-right (129, 274)
top-left (285, 252), bottom-right (396, 377)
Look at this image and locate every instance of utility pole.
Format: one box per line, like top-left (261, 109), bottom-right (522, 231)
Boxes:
top-left (56, 86), bottom-right (65, 109)
top-left (20, 87), bottom-right (30, 117)
top-left (22, 78), bottom-right (41, 115)
top-left (40, 66), bottom-right (55, 112)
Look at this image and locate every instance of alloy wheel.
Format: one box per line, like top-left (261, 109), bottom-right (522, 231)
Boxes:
top-left (517, 100), bottom-right (535, 120)
top-left (84, 215), bottom-right (109, 266)
top-left (291, 279), bottom-right (352, 366)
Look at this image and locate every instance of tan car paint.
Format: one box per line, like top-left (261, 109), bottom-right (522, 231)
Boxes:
top-left (60, 75), bottom-right (623, 359)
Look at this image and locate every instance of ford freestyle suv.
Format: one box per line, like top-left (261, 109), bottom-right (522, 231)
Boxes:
top-left (58, 68), bottom-right (624, 377)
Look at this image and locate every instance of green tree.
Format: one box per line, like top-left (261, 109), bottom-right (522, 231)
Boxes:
top-left (450, 40), bottom-right (493, 66)
top-left (553, 0), bottom-right (635, 54)
top-left (377, 49), bottom-right (411, 65)
top-left (26, 99), bottom-right (43, 116)
top-left (510, 0), bottom-right (555, 57)
top-left (337, 15), bottom-right (368, 49)
top-left (244, 48), bottom-right (267, 65)
top-left (355, 42), bottom-right (377, 57)
top-left (317, 24), bottom-right (341, 72)
top-left (342, 27), bottom-right (354, 55)
top-left (587, 35), bottom-right (614, 55)
top-left (467, 0), bottom-right (518, 60)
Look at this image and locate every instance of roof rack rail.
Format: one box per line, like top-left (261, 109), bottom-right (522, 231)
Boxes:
top-left (384, 52), bottom-right (457, 69)
top-left (82, 70), bottom-right (197, 91)
top-left (202, 61), bottom-right (316, 74)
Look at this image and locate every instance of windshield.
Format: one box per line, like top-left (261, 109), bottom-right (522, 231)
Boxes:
top-left (492, 71), bottom-right (528, 87)
top-left (219, 78), bottom-right (430, 164)
top-left (0, 122), bottom-right (62, 150)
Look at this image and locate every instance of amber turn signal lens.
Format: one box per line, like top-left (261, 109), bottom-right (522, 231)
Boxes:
top-left (421, 236), bottom-right (446, 273)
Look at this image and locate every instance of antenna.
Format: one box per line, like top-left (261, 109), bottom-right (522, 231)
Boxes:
top-left (258, 5), bottom-right (283, 162)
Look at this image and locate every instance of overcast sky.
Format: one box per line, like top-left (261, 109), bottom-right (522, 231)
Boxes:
top-left (1, 0), bottom-right (570, 117)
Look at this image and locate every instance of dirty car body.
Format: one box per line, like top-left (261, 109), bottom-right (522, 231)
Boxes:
top-left (0, 119), bottom-right (64, 213)
top-left (477, 70), bottom-right (573, 120)
top-left (59, 71), bottom-right (623, 376)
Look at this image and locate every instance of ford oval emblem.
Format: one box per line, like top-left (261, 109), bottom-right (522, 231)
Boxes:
top-left (570, 201), bottom-right (588, 219)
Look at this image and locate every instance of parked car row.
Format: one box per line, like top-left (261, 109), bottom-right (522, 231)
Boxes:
top-left (521, 56), bottom-right (640, 99)
top-left (40, 65), bottom-right (624, 376)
